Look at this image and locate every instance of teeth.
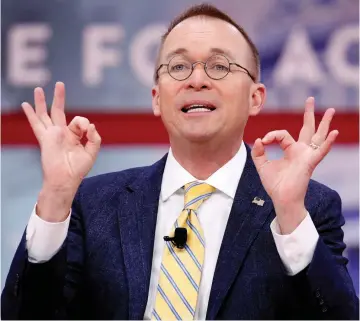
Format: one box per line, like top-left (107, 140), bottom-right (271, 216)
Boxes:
top-left (190, 104), bottom-right (206, 108)
top-left (187, 108), bottom-right (212, 113)
top-left (182, 104), bottom-right (215, 113)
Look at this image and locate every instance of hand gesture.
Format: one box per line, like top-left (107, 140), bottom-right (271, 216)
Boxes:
top-left (251, 97), bottom-right (338, 233)
top-left (22, 82), bottom-right (101, 221)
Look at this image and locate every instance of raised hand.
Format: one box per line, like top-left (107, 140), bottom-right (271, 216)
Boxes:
top-left (251, 97), bottom-right (338, 234)
top-left (22, 82), bottom-right (101, 221)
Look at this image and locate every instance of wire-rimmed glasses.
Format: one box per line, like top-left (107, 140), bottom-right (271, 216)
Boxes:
top-left (156, 54), bottom-right (255, 82)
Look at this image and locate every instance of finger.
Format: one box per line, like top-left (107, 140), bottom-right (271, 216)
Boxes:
top-left (68, 116), bottom-right (90, 138)
top-left (311, 108), bottom-right (335, 145)
top-left (51, 82), bottom-right (67, 126)
top-left (85, 124), bottom-right (102, 160)
top-left (298, 97), bottom-right (315, 143)
top-left (262, 130), bottom-right (295, 151)
top-left (21, 102), bottom-right (46, 140)
top-left (34, 87), bottom-right (53, 128)
top-left (312, 130), bottom-right (339, 167)
top-left (251, 138), bottom-right (270, 171)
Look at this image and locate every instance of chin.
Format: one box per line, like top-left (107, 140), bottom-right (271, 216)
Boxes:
top-left (181, 130), bottom-right (217, 143)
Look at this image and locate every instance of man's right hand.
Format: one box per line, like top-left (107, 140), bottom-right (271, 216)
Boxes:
top-left (22, 82), bottom-right (101, 222)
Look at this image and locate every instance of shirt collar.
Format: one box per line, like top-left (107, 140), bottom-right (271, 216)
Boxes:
top-left (161, 141), bottom-right (247, 201)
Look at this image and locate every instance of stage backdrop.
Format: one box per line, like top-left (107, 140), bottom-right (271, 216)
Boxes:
top-left (1, 0), bottom-right (359, 293)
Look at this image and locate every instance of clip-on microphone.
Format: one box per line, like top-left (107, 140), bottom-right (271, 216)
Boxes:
top-left (164, 227), bottom-right (187, 249)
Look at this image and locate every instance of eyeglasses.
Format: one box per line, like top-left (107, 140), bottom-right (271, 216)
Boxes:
top-left (156, 54), bottom-right (255, 82)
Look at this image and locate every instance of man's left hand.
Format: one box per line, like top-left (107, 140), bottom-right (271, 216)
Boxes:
top-left (251, 97), bottom-right (338, 234)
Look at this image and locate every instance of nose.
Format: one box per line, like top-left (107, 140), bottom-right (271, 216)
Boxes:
top-left (185, 62), bottom-right (211, 91)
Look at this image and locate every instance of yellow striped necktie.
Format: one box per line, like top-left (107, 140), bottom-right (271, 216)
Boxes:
top-left (153, 181), bottom-right (216, 320)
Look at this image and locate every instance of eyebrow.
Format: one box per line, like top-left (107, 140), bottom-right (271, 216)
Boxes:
top-left (164, 47), bottom-right (236, 62)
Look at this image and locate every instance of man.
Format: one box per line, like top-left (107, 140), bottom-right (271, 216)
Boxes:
top-left (2, 3), bottom-right (358, 320)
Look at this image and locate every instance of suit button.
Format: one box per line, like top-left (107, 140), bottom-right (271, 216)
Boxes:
top-left (319, 299), bottom-right (324, 305)
top-left (315, 290), bottom-right (321, 298)
top-left (322, 306), bottom-right (328, 313)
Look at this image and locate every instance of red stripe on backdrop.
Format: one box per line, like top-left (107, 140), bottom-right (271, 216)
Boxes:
top-left (1, 111), bottom-right (358, 145)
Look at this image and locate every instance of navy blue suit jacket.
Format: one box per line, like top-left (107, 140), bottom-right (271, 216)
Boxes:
top-left (2, 146), bottom-right (359, 319)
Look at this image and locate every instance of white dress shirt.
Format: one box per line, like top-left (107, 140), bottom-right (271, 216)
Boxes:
top-left (26, 142), bottom-right (319, 320)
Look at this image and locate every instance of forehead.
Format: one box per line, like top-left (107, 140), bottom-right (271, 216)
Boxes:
top-left (161, 16), bottom-right (251, 62)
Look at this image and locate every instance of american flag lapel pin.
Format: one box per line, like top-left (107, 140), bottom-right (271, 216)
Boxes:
top-left (252, 196), bottom-right (265, 206)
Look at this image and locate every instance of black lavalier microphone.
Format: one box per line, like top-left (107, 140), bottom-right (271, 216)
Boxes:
top-left (164, 227), bottom-right (187, 249)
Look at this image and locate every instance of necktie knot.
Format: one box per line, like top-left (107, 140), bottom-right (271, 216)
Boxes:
top-left (184, 181), bottom-right (215, 211)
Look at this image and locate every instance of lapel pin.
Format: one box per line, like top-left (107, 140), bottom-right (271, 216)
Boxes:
top-left (252, 196), bottom-right (265, 206)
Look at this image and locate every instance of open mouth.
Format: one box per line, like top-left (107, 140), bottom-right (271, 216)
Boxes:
top-left (181, 104), bottom-right (216, 113)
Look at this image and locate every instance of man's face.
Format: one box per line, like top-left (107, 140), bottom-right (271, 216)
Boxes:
top-left (152, 17), bottom-right (265, 144)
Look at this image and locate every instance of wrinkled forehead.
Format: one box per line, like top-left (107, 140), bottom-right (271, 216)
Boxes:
top-left (160, 16), bottom-right (251, 64)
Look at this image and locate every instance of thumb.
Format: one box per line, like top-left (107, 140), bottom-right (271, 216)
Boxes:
top-left (85, 124), bottom-right (102, 160)
top-left (251, 138), bottom-right (269, 171)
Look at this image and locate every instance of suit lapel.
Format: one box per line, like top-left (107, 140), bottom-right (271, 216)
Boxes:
top-left (206, 146), bottom-right (274, 319)
top-left (117, 155), bottom-right (167, 320)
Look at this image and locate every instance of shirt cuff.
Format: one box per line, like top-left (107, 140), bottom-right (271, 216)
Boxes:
top-left (270, 212), bottom-right (319, 275)
top-left (26, 204), bottom-right (71, 263)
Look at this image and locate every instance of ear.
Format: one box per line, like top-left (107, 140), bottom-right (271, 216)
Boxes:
top-left (249, 83), bottom-right (266, 116)
top-left (152, 85), bottom-right (161, 117)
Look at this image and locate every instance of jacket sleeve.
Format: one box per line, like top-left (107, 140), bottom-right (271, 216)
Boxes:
top-left (1, 188), bottom-right (86, 320)
top-left (304, 188), bottom-right (359, 319)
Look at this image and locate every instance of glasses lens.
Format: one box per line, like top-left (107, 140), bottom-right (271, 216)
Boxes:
top-left (206, 55), bottom-right (230, 79)
top-left (168, 55), bottom-right (192, 80)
